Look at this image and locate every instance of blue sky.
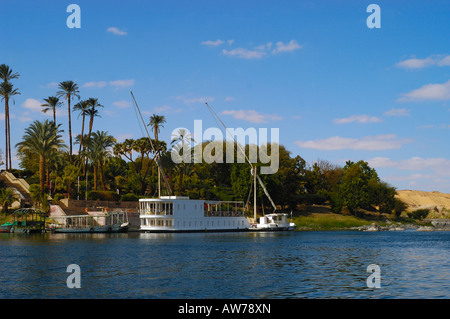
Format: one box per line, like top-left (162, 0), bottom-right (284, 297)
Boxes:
top-left (1, 0), bottom-right (450, 192)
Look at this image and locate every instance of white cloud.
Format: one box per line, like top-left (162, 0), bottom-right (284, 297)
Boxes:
top-left (396, 54), bottom-right (450, 69)
top-left (201, 39), bottom-right (225, 46)
top-left (18, 111), bottom-right (33, 122)
top-left (113, 100), bottom-right (132, 108)
top-left (83, 81), bottom-right (108, 88)
top-left (222, 47), bottom-right (267, 59)
top-left (109, 79), bottom-right (135, 89)
top-left (201, 39), bottom-right (235, 47)
top-left (82, 79), bottom-right (135, 90)
top-left (43, 82), bottom-right (59, 89)
top-left (398, 79), bottom-right (450, 102)
top-left (295, 134), bottom-right (410, 151)
top-left (272, 40), bottom-right (302, 54)
top-left (221, 39), bottom-right (302, 60)
top-left (107, 27), bottom-right (127, 36)
top-left (384, 108), bottom-right (410, 117)
top-left (176, 96), bottom-right (214, 104)
top-left (221, 109), bottom-right (282, 123)
top-left (437, 55), bottom-right (450, 66)
top-left (368, 156), bottom-right (450, 177)
top-left (152, 105), bottom-right (182, 114)
top-left (396, 57), bottom-right (435, 69)
top-left (333, 114), bottom-right (383, 124)
top-left (22, 98), bottom-right (42, 112)
top-left (224, 96), bottom-right (235, 102)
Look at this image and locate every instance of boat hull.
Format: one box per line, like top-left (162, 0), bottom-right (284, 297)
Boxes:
top-left (248, 226), bottom-right (296, 232)
top-left (0, 226), bottom-right (13, 233)
top-left (141, 227), bottom-right (250, 233)
top-left (53, 225), bottom-right (129, 233)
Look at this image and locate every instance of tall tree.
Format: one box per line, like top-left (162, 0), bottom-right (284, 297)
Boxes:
top-left (73, 99), bottom-right (90, 154)
top-left (41, 96), bottom-right (62, 124)
top-left (16, 120), bottom-right (67, 194)
top-left (0, 82), bottom-right (20, 171)
top-left (148, 114), bottom-right (166, 195)
top-left (85, 97), bottom-right (103, 141)
top-left (57, 81), bottom-right (80, 162)
top-left (0, 64), bottom-right (20, 171)
top-left (339, 160), bottom-right (379, 215)
top-left (171, 128), bottom-right (195, 196)
top-left (87, 131), bottom-right (116, 191)
top-left (113, 137), bottom-right (165, 194)
top-left (148, 114), bottom-right (166, 141)
top-left (0, 187), bottom-right (19, 214)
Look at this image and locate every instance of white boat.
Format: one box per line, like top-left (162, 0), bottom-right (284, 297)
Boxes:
top-left (51, 210), bottom-right (130, 233)
top-left (131, 94), bottom-right (296, 233)
top-left (249, 213), bottom-right (296, 231)
top-left (139, 196), bottom-right (250, 232)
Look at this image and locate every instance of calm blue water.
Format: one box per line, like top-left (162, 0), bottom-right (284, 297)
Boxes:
top-left (0, 230), bottom-right (449, 299)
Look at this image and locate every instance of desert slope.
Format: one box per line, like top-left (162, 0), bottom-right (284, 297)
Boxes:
top-left (396, 190), bottom-right (450, 211)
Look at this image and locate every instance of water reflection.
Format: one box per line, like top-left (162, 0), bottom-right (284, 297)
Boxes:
top-left (0, 231), bottom-right (449, 298)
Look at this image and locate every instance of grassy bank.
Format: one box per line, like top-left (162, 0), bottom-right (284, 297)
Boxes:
top-left (293, 212), bottom-right (370, 230)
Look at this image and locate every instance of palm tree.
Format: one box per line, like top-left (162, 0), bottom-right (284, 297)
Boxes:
top-left (86, 98), bottom-right (103, 140)
top-left (87, 131), bottom-right (116, 190)
top-left (0, 65), bottom-right (20, 171)
top-left (0, 187), bottom-right (19, 214)
top-left (148, 114), bottom-right (166, 195)
top-left (41, 96), bottom-right (62, 124)
top-left (57, 81), bottom-right (80, 162)
top-left (171, 128), bottom-right (195, 196)
top-left (16, 120), bottom-right (67, 194)
top-left (0, 81), bottom-right (20, 171)
top-left (73, 99), bottom-right (90, 154)
top-left (0, 64), bottom-right (19, 83)
top-left (148, 114), bottom-right (166, 141)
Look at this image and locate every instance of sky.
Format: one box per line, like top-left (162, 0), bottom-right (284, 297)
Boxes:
top-left (1, 0), bottom-right (450, 192)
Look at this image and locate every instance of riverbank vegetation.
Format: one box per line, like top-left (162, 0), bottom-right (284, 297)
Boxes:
top-left (0, 64), bottom-right (413, 223)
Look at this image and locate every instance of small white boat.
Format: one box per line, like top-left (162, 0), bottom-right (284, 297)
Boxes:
top-left (52, 210), bottom-right (129, 233)
top-left (249, 213), bottom-right (296, 231)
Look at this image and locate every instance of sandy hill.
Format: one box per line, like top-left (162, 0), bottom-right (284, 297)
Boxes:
top-left (396, 190), bottom-right (450, 212)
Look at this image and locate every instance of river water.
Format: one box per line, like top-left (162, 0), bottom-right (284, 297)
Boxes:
top-left (0, 230), bottom-right (449, 299)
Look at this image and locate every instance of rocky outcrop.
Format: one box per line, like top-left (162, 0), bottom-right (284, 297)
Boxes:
top-left (353, 220), bottom-right (450, 232)
top-left (417, 226), bottom-right (434, 232)
top-left (352, 222), bottom-right (405, 232)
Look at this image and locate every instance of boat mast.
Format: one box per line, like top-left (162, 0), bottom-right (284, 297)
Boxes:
top-left (253, 166), bottom-right (257, 222)
top-left (205, 102), bottom-right (277, 219)
top-left (131, 91), bottom-right (172, 196)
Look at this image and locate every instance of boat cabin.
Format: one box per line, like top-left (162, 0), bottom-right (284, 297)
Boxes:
top-left (139, 196), bottom-right (250, 232)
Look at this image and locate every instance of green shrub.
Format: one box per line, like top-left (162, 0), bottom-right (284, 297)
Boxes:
top-left (121, 193), bottom-right (139, 201)
top-left (329, 192), bottom-right (343, 214)
top-left (407, 209), bottom-right (429, 220)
